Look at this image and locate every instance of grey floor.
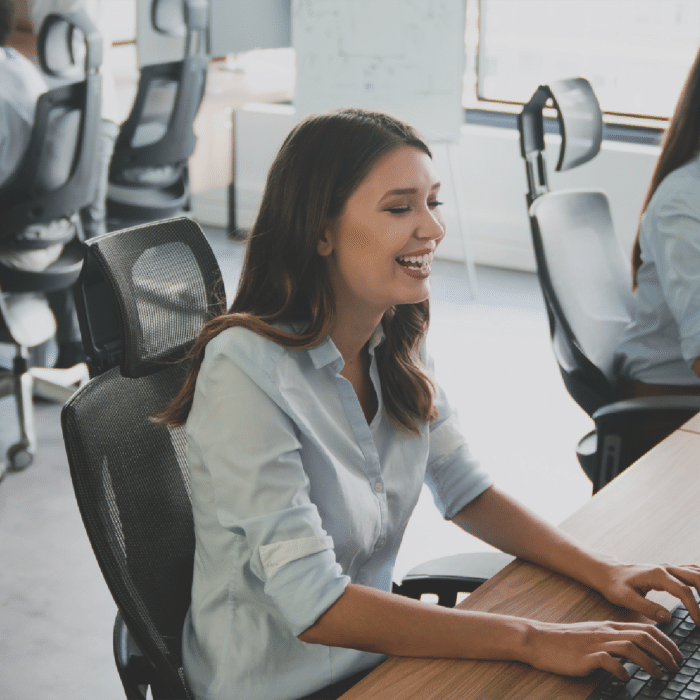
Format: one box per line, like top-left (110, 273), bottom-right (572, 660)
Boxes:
top-left (0, 226), bottom-right (593, 700)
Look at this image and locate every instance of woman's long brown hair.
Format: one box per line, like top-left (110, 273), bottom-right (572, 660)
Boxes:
top-left (155, 108), bottom-right (438, 434)
top-left (632, 44), bottom-right (700, 289)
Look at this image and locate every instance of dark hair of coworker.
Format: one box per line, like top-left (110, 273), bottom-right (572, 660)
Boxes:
top-left (632, 45), bottom-right (700, 289)
top-left (0, 0), bottom-right (16, 45)
top-left (155, 108), bottom-right (438, 434)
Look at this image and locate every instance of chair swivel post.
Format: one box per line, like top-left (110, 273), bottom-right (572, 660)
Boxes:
top-left (6, 346), bottom-right (36, 471)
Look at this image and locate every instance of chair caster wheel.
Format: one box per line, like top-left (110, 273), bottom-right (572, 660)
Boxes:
top-left (7, 444), bottom-right (33, 471)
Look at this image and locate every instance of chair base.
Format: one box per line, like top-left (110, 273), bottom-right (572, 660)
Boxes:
top-left (0, 360), bottom-right (89, 474)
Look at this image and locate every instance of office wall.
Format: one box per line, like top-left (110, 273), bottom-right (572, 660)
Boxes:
top-left (191, 104), bottom-right (659, 272)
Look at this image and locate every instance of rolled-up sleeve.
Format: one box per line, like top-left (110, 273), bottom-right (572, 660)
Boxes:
top-left (422, 350), bottom-right (493, 520)
top-left (189, 347), bottom-right (350, 636)
top-left (648, 187), bottom-right (700, 365)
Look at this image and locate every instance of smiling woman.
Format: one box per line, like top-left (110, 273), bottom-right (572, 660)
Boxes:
top-left (318, 145), bottom-right (445, 322)
top-left (152, 108), bottom-right (700, 700)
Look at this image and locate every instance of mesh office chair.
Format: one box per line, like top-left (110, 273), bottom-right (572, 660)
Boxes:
top-left (62, 218), bottom-right (225, 700)
top-left (61, 217), bottom-right (513, 700)
top-left (518, 77), bottom-right (700, 492)
top-left (105, 0), bottom-right (209, 231)
top-left (0, 9), bottom-right (100, 475)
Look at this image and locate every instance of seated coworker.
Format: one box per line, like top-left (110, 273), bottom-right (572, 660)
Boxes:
top-left (615, 44), bottom-right (700, 456)
top-left (156, 108), bottom-right (700, 700)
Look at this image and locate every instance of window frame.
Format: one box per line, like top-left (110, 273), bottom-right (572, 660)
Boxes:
top-left (464, 0), bottom-right (681, 145)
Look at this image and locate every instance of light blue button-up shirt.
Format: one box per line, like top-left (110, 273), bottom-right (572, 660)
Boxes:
top-left (615, 153), bottom-right (700, 386)
top-left (182, 323), bottom-right (493, 700)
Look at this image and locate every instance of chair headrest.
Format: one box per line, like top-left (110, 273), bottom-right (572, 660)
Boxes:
top-left (74, 217), bottom-right (227, 378)
top-left (519, 77), bottom-right (603, 172)
top-left (38, 9), bottom-right (102, 80)
top-left (152, 0), bottom-right (209, 35)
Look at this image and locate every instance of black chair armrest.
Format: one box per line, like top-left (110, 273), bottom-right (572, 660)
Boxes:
top-left (592, 395), bottom-right (700, 421)
top-left (588, 396), bottom-right (700, 491)
top-left (393, 551), bottom-right (515, 608)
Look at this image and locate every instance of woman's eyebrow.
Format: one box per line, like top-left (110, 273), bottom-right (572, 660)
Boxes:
top-left (382, 183), bottom-right (441, 197)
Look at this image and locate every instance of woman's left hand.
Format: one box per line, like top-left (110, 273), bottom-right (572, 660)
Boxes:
top-left (595, 561), bottom-right (700, 625)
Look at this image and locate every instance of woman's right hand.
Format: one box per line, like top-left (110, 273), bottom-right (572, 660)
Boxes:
top-left (522, 619), bottom-right (683, 681)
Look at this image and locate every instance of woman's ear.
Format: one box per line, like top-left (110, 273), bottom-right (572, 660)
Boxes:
top-left (317, 227), bottom-right (334, 257)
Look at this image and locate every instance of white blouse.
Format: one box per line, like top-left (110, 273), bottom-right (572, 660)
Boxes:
top-left (182, 323), bottom-right (493, 700)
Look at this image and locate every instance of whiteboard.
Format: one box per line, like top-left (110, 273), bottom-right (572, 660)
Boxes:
top-left (292, 0), bottom-right (466, 142)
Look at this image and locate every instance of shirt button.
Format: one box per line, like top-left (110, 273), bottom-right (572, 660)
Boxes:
top-left (377, 537), bottom-right (386, 548)
top-left (373, 481), bottom-right (383, 492)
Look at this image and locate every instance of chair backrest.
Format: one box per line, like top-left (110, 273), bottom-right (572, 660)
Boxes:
top-left (0, 10), bottom-right (102, 241)
top-left (518, 78), bottom-right (632, 416)
top-left (108, 0), bottom-right (209, 186)
top-left (61, 217), bottom-right (226, 698)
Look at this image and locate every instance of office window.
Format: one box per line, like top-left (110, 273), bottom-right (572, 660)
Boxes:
top-left (466, 0), bottom-right (700, 122)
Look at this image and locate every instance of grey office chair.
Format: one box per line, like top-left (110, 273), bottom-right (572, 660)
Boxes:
top-left (106, 0), bottom-right (209, 232)
top-left (0, 9), bottom-right (100, 477)
top-left (518, 77), bottom-right (700, 492)
top-left (61, 217), bottom-right (513, 700)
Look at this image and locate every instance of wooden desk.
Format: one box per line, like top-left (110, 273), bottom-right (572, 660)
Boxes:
top-left (680, 410), bottom-right (700, 435)
top-left (341, 420), bottom-right (700, 699)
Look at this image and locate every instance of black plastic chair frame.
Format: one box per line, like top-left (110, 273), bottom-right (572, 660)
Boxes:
top-left (518, 78), bottom-right (700, 493)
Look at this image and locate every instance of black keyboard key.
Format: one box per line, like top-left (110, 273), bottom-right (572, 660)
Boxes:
top-left (601, 679), bottom-right (627, 697)
top-left (670, 681), bottom-right (689, 691)
top-left (626, 679), bottom-right (647, 697)
top-left (648, 679), bottom-right (671, 693)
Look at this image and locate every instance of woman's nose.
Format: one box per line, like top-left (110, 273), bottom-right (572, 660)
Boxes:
top-left (416, 206), bottom-right (446, 241)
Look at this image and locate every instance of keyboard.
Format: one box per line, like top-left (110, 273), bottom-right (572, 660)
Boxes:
top-left (588, 600), bottom-right (700, 699)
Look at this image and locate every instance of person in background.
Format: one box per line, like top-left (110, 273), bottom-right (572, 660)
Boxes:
top-left (615, 43), bottom-right (700, 459)
top-left (156, 107), bottom-right (700, 700)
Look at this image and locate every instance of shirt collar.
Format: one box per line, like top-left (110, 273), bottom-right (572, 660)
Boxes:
top-left (306, 322), bottom-right (386, 370)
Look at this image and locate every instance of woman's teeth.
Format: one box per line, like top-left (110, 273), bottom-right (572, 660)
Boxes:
top-left (396, 253), bottom-right (432, 268)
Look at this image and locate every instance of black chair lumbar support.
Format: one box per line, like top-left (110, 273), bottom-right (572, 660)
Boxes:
top-left (61, 217), bottom-right (514, 700)
top-left (0, 9), bottom-right (102, 475)
top-left (518, 77), bottom-right (700, 493)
